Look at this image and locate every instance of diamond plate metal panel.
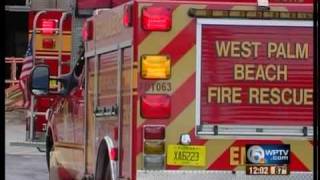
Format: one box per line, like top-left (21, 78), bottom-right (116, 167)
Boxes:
top-left (31, 0), bottom-right (52, 10)
top-left (137, 170), bottom-right (312, 180)
top-left (57, 0), bottom-right (72, 10)
top-left (71, 15), bottom-right (85, 67)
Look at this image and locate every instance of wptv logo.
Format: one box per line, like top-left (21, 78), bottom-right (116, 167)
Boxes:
top-left (246, 145), bottom-right (266, 164)
top-left (246, 144), bottom-right (290, 175)
top-left (246, 144), bottom-right (290, 165)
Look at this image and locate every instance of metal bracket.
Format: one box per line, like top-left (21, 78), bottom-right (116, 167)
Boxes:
top-left (303, 127), bottom-right (308, 136)
top-left (36, 147), bottom-right (46, 152)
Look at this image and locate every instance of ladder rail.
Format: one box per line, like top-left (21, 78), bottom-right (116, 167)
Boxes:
top-left (30, 10), bottom-right (47, 141)
top-left (28, 10), bottom-right (72, 142)
top-left (5, 57), bottom-right (24, 87)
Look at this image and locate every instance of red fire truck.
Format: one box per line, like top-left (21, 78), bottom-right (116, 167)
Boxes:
top-left (28, 0), bottom-right (314, 179)
top-left (10, 10), bottom-right (74, 150)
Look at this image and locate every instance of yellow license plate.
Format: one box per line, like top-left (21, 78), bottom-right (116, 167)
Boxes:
top-left (167, 144), bottom-right (206, 166)
top-left (49, 79), bottom-right (58, 89)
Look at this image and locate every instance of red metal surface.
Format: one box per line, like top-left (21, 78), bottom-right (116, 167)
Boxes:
top-left (200, 25), bottom-right (313, 126)
top-left (159, 20), bottom-right (196, 64)
top-left (29, 12), bottom-right (71, 31)
top-left (113, 0), bottom-right (132, 6)
top-left (77, 0), bottom-right (111, 9)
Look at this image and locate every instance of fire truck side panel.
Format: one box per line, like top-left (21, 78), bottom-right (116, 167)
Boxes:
top-left (85, 56), bottom-right (97, 174)
top-left (92, 46), bottom-right (134, 178)
top-left (81, 0), bottom-right (314, 179)
top-left (84, 3), bottom-right (134, 178)
top-left (95, 50), bottom-right (120, 173)
top-left (119, 47), bottom-right (134, 178)
top-left (49, 92), bottom-right (85, 180)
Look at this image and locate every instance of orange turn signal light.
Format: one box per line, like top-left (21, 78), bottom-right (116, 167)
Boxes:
top-left (141, 55), bottom-right (171, 79)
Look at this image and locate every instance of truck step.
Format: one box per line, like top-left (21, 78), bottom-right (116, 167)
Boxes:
top-left (10, 141), bottom-right (46, 149)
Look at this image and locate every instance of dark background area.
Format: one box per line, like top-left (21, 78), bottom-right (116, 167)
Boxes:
top-left (5, 9), bottom-right (28, 88)
top-left (5, 11), bottom-right (28, 57)
top-left (5, 0), bottom-right (26, 6)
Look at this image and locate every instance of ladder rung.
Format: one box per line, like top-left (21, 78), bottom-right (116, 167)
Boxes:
top-left (35, 57), bottom-right (71, 63)
top-left (5, 80), bottom-right (19, 83)
top-left (35, 56), bottom-right (59, 60)
top-left (33, 112), bottom-right (46, 116)
top-left (35, 28), bottom-right (60, 33)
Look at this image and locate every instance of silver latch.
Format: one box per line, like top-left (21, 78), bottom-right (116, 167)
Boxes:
top-left (257, 0), bottom-right (270, 11)
top-left (94, 104), bottom-right (118, 117)
top-left (42, 123), bottom-right (47, 132)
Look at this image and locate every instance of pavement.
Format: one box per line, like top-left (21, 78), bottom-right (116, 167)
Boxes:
top-left (5, 109), bottom-right (49, 180)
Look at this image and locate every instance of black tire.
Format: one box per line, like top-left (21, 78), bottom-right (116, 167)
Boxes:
top-left (95, 141), bottom-right (112, 180)
top-left (46, 133), bottom-right (53, 170)
top-left (104, 162), bottom-right (112, 180)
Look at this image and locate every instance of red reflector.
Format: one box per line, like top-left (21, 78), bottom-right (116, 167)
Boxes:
top-left (142, 6), bottom-right (172, 31)
top-left (114, 127), bottom-right (118, 141)
top-left (141, 94), bottom-right (171, 119)
top-left (110, 148), bottom-right (118, 161)
top-left (82, 20), bottom-right (93, 41)
top-left (144, 126), bottom-right (165, 140)
top-left (123, 4), bottom-right (133, 27)
top-left (41, 19), bottom-right (57, 35)
top-left (42, 38), bottom-right (55, 49)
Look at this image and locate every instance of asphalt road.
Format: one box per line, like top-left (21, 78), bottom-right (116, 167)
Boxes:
top-left (5, 110), bottom-right (49, 180)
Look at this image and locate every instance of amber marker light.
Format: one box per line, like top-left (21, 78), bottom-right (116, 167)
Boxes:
top-left (141, 55), bottom-right (171, 79)
top-left (144, 141), bottom-right (165, 154)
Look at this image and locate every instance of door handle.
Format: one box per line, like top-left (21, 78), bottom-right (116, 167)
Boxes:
top-left (94, 104), bottom-right (118, 117)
